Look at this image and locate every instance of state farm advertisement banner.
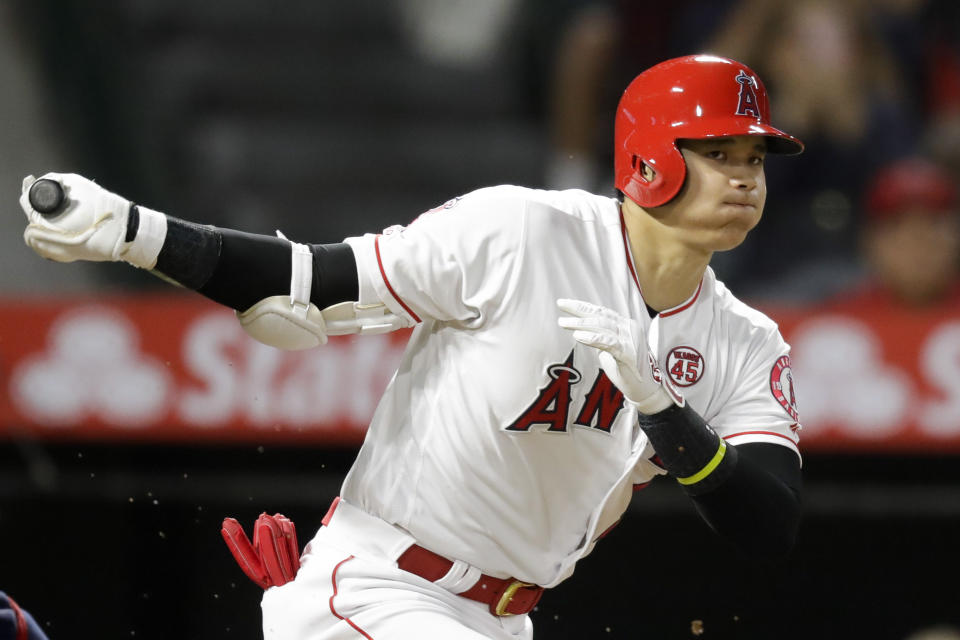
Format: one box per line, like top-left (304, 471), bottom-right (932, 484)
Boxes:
top-left (0, 294), bottom-right (958, 452)
top-left (0, 295), bottom-right (407, 445)
top-left (767, 303), bottom-right (960, 453)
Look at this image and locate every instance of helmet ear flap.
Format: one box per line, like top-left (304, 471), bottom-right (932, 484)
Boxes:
top-left (622, 144), bottom-right (686, 208)
top-left (633, 156), bottom-right (656, 183)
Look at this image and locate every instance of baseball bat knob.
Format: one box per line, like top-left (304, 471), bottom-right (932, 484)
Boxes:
top-left (28, 178), bottom-right (67, 216)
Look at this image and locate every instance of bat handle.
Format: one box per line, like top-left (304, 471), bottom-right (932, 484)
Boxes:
top-left (28, 178), bottom-right (67, 216)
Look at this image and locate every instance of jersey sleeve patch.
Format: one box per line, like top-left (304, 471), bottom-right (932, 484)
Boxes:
top-left (769, 355), bottom-right (800, 422)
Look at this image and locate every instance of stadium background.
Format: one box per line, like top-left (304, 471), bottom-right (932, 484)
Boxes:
top-left (1, 1), bottom-right (958, 638)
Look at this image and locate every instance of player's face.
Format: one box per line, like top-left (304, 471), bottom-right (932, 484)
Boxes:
top-left (655, 136), bottom-right (767, 252)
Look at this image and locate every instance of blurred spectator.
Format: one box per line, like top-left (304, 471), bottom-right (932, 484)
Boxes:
top-left (397, 0), bottom-right (522, 70)
top-left (705, 0), bottom-right (921, 300)
top-left (530, 0), bottom-right (734, 193)
top-left (916, 1), bottom-right (960, 184)
top-left (542, 1), bottom-right (617, 192)
top-left (535, 0), bottom-right (924, 301)
top-left (870, 0), bottom-right (960, 180)
top-left (828, 156), bottom-right (960, 310)
top-left (710, 0), bottom-right (910, 154)
top-left (923, 53), bottom-right (960, 181)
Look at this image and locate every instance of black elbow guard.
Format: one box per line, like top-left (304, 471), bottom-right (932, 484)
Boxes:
top-left (638, 402), bottom-right (739, 495)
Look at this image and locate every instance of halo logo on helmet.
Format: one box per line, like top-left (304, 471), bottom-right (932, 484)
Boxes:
top-left (734, 70), bottom-right (760, 117)
top-left (614, 55), bottom-right (804, 209)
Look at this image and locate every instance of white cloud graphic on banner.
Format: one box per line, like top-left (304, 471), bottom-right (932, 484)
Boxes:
top-left (11, 307), bottom-right (171, 427)
top-left (790, 316), bottom-right (912, 438)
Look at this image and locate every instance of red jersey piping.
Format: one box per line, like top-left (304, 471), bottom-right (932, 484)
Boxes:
top-left (659, 279), bottom-right (704, 317)
top-left (618, 206), bottom-right (703, 316)
top-left (618, 208), bottom-right (642, 293)
top-left (374, 235), bottom-right (421, 323)
top-left (722, 430), bottom-right (798, 446)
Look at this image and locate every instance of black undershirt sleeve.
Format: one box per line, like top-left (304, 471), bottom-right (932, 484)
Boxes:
top-left (311, 243), bottom-right (360, 309)
top-left (637, 402), bottom-right (801, 563)
top-left (689, 442), bottom-right (802, 564)
top-left (636, 309), bottom-right (800, 563)
top-left (153, 217), bottom-right (358, 312)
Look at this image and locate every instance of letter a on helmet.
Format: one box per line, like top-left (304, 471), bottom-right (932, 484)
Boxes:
top-left (614, 55), bottom-right (804, 208)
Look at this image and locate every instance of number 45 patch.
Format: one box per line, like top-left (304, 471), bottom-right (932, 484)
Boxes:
top-left (666, 346), bottom-right (704, 387)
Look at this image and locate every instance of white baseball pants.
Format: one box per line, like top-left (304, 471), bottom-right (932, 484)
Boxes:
top-left (261, 499), bottom-right (534, 639)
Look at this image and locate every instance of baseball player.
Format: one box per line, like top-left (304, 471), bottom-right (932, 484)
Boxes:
top-left (18, 55), bottom-right (803, 639)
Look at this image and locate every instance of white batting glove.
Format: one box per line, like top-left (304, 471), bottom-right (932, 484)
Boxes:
top-left (19, 172), bottom-right (166, 269)
top-left (557, 298), bottom-right (682, 414)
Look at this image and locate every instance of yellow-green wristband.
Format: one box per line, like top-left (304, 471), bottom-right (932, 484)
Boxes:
top-left (677, 440), bottom-right (727, 486)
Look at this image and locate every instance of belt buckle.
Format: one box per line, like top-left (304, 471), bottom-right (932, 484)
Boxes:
top-left (494, 580), bottom-right (534, 617)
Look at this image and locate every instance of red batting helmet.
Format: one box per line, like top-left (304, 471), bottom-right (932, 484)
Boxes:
top-left (615, 55), bottom-right (804, 208)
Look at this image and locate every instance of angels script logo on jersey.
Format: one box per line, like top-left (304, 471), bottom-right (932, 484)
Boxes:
top-left (505, 350), bottom-right (625, 434)
top-left (770, 355), bottom-right (800, 422)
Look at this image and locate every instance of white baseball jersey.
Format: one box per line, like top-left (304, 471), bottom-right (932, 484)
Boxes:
top-left (341, 185), bottom-right (801, 588)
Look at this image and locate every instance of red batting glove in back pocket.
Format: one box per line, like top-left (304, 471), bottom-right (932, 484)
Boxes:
top-left (221, 513), bottom-right (301, 588)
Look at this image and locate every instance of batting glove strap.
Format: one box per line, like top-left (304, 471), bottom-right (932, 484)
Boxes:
top-left (122, 205), bottom-right (167, 269)
top-left (639, 403), bottom-right (739, 495)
